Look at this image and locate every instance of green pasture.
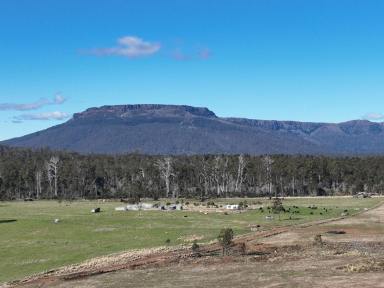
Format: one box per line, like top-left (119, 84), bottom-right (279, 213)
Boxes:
top-left (0, 197), bottom-right (380, 283)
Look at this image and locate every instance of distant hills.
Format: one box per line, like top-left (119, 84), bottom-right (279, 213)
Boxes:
top-left (3, 104), bottom-right (384, 155)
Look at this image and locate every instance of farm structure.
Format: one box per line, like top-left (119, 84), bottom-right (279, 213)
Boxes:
top-left (115, 203), bottom-right (183, 211)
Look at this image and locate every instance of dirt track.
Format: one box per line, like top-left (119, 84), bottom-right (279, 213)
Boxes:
top-left (5, 202), bottom-right (384, 288)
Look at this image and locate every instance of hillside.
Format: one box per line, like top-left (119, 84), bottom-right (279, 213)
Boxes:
top-left (3, 104), bottom-right (384, 155)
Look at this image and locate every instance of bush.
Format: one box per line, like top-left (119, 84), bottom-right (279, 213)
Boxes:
top-left (314, 234), bottom-right (323, 246)
top-left (191, 240), bottom-right (200, 255)
top-left (272, 198), bottom-right (285, 220)
top-left (165, 238), bottom-right (171, 245)
top-left (218, 228), bottom-right (234, 256)
top-left (206, 201), bottom-right (215, 207)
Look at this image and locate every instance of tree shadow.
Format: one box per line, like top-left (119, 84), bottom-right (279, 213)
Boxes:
top-left (0, 219), bottom-right (17, 224)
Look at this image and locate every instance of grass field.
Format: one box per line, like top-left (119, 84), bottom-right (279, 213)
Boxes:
top-left (0, 197), bottom-right (380, 283)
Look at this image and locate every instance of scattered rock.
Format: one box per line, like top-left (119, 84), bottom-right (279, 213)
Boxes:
top-left (344, 259), bottom-right (384, 273)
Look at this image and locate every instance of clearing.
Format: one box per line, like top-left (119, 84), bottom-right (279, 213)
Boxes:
top-left (0, 197), bottom-right (381, 286)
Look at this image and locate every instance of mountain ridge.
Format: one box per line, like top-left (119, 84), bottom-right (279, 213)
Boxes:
top-left (3, 104), bottom-right (384, 155)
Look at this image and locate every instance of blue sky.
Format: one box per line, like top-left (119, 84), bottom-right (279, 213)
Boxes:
top-left (1, 0), bottom-right (384, 140)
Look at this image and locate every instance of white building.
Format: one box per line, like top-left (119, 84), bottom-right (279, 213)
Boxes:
top-left (225, 204), bottom-right (239, 210)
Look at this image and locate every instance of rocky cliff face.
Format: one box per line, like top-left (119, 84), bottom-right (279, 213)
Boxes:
top-left (3, 104), bottom-right (384, 155)
top-left (72, 105), bottom-right (217, 120)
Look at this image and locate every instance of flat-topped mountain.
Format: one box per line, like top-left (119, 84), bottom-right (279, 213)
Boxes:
top-left (3, 104), bottom-right (384, 155)
top-left (72, 104), bottom-right (217, 120)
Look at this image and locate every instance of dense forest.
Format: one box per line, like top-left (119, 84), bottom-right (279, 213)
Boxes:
top-left (0, 145), bottom-right (384, 200)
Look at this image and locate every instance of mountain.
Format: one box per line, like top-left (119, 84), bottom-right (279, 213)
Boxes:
top-left (3, 104), bottom-right (384, 155)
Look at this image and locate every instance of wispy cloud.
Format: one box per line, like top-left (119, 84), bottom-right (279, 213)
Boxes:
top-left (53, 94), bottom-right (66, 104)
top-left (198, 48), bottom-right (212, 60)
top-left (171, 47), bottom-right (212, 61)
top-left (0, 94), bottom-right (67, 111)
top-left (171, 49), bottom-right (191, 61)
top-left (13, 111), bottom-right (70, 122)
top-left (362, 112), bottom-right (384, 121)
top-left (87, 36), bottom-right (161, 58)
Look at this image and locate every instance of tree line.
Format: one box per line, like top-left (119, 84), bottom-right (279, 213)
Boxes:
top-left (0, 145), bottom-right (383, 200)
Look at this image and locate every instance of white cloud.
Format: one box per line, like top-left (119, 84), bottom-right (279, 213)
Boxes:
top-left (89, 36), bottom-right (161, 58)
top-left (14, 111), bottom-right (70, 121)
top-left (363, 112), bottom-right (384, 121)
top-left (0, 95), bottom-right (67, 111)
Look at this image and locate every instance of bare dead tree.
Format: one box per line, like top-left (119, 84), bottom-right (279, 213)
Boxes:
top-left (35, 170), bottom-right (42, 199)
top-left (262, 155), bottom-right (274, 197)
top-left (291, 176), bottom-right (295, 196)
top-left (213, 156), bottom-right (230, 197)
top-left (155, 157), bottom-right (174, 198)
top-left (198, 158), bottom-right (210, 200)
top-left (47, 156), bottom-right (59, 198)
top-left (46, 162), bottom-right (53, 197)
top-left (235, 154), bottom-right (246, 194)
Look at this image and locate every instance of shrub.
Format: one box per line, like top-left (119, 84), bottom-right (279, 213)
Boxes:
top-left (206, 201), bottom-right (215, 207)
top-left (272, 198), bottom-right (285, 220)
top-left (314, 234), bottom-right (323, 246)
top-left (191, 240), bottom-right (200, 255)
top-left (218, 228), bottom-right (234, 256)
